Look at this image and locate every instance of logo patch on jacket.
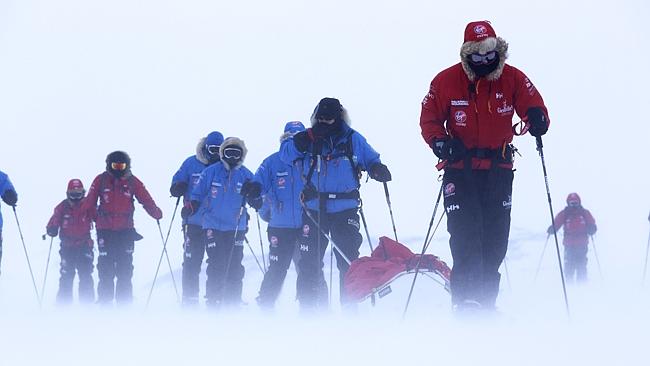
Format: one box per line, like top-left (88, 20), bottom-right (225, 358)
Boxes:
top-left (454, 111), bottom-right (467, 126)
top-left (444, 183), bottom-right (456, 197)
top-left (497, 101), bottom-right (514, 115)
top-left (451, 100), bottom-right (469, 106)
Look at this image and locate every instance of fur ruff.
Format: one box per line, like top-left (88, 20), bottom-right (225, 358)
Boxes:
top-left (460, 36), bottom-right (509, 81)
top-left (309, 105), bottom-right (352, 127)
top-left (195, 137), bottom-right (210, 165)
top-left (219, 137), bottom-right (248, 170)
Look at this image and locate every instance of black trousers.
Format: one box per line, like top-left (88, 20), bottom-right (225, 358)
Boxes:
top-left (257, 227), bottom-right (301, 308)
top-left (204, 229), bottom-right (245, 306)
top-left (296, 208), bottom-right (362, 309)
top-left (181, 224), bottom-right (206, 303)
top-left (97, 229), bottom-right (135, 304)
top-left (443, 168), bottom-right (513, 308)
top-left (57, 243), bottom-right (94, 304)
top-left (564, 245), bottom-right (588, 283)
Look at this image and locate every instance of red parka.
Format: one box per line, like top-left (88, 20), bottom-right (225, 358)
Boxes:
top-left (46, 198), bottom-right (96, 247)
top-left (84, 172), bottom-right (162, 231)
top-left (553, 207), bottom-right (596, 246)
top-left (420, 63), bottom-right (549, 169)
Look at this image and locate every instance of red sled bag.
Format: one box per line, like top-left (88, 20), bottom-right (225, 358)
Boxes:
top-left (344, 236), bottom-right (451, 302)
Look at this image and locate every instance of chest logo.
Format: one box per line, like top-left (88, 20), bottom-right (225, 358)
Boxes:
top-left (454, 110), bottom-right (467, 126)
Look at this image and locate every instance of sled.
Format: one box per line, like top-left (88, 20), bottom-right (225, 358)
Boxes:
top-left (344, 236), bottom-right (451, 303)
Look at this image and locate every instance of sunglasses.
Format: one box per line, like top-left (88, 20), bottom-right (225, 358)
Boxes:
top-left (111, 162), bottom-right (127, 171)
top-left (222, 147), bottom-right (242, 160)
top-left (206, 145), bottom-right (221, 155)
top-left (469, 51), bottom-right (497, 64)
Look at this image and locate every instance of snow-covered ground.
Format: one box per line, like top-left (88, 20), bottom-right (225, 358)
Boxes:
top-left (0, 0), bottom-right (648, 365)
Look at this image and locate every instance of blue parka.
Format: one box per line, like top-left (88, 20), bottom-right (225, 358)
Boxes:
top-left (280, 114), bottom-right (381, 213)
top-left (254, 121), bottom-right (306, 229)
top-left (254, 152), bottom-right (305, 229)
top-left (190, 137), bottom-right (254, 232)
top-left (171, 132), bottom-right (223, 226)
top-left (0, 171), bottom-right (16, 231)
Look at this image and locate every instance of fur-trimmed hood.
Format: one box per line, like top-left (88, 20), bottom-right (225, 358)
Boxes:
top-left (219, 137), bottom-right (248, 170)
top-left (105, 150), bottom-right (132, 177)
top-left (279, 121), bottom-right (306, 143)
top-left (195, 137), bottom-right (210, 165)
top-left (309, 105), bottom-right (352, 127)
top-left (460, 36), bottom-right (509, 81)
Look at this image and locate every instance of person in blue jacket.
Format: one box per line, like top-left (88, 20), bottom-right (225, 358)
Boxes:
top-left (170, 131), bottom-right (225, 306)
top-left (0, 170), bottom-right (18, 275)
top-left (245, 121), bottom-right (308, 309)
top-left (279, 98), bottom-right (392, 310)
top-left (189, 136), bottom-right (255, 307)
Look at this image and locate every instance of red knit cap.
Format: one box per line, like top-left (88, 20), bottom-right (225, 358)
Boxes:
top-left (67, 179), bottom-right (84, 192)
top-left (464, 21), bottom-right (496, 43)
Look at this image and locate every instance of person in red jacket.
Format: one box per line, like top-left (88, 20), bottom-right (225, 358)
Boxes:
top-left (547, 193), bottom-right (597, 283)
top-left (46, 179), bottom-right (97, 304)
top-left (420, 20), bottom-right (550, 312)
top-left (84, 151), bottom-right (163, 305)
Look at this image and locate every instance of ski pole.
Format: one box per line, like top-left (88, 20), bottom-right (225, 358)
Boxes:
top-left (383, 182), bottom-right (399, 242)
top-left (244, 237), bottom-right (265, 275)
top-left (503, 257), bottom-right (512, 292)
top-left (590, 235), bottom-right (603, 280)
top-left (358, 204), bottom-right (378, 305)
top-left (145, 197), bottom-right (181, 309)
top-left (40, 234), bottom-right (54, 303)
top-left (641, 227), bottom-right (650, 284)
top-left (359, 205), bottom-right (375, 253)
top-left (536, 136), bottom-right (570, 318)
top-left (12, 207), bottom-right (41, 307)
top-left (329, 246), bottom-right (334, 307)
top-left (157, 219), bottom-right (180, 300)
top-left (534, 234), bottom-right (550, 284)
top-left (402, 183), bottom-right (444, 319)
top-left (301, 207), bottom-right (352, 265)
top-left (255, 212), bottom-right (267, 272)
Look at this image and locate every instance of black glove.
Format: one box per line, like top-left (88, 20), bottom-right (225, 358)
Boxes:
top-left (241, 181), bottom-right (262, 200)
top-left (247, 196), bottom-right (263, 210)
top-left (301, 183), bottom-right (318, 202)
top-left (1, 190), bottom-right (17, 207)
top-left (527, 107), bottom-right (548, 137)
top-left (181, 200), bottom-right (200, 219)
top-left (587, 224), bottom-right (597, 236)
top-left (547, 225), bottom-right (556, 235)
top-left (293, 131), bottom-right (312, 153)
top-left (431, 138), bottom-right (466, 163)
top-left (46, 227), bottom-right (58, 237)
top-left (369, 163), bottom-right (392, 182)
top-left (169, 182), bottom-right (188, 198)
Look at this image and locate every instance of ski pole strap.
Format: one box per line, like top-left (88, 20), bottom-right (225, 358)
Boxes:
top-left (302, 189), bottom-right (360, 202)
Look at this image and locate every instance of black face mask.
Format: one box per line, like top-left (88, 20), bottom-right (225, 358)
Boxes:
top-left (314, 119), bottom-right (343, 138)
top-left (467, 53), bottom-right (500, 78)
top-left (222, 146), bottom-right (243, 168)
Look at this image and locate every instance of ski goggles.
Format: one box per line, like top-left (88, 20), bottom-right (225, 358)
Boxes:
top-left (111, 162), bottom-right (127, 171)
top-left (222, 147), bottom-right (242, 160)
top-left (568, 201), bottom-right (580, 207)
top-left (468, 51), bottom-right (497, 64)
top-left (206, 144), bottom-right (221, 155)
top-left (68, 191), bottom-right (84, 200)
